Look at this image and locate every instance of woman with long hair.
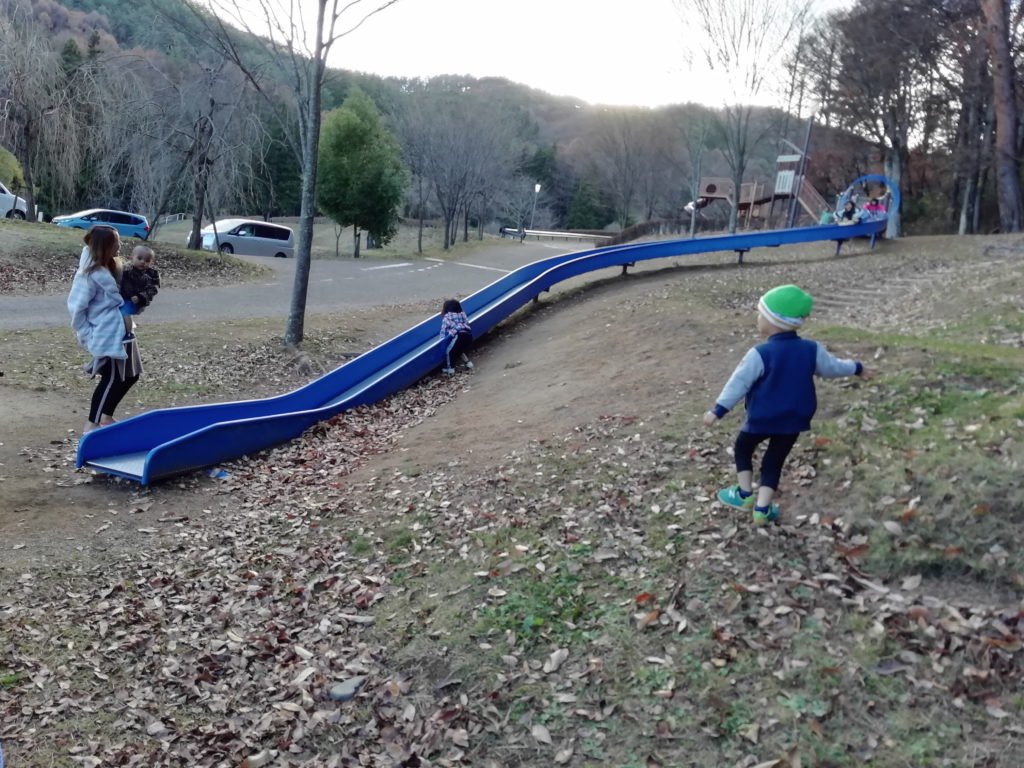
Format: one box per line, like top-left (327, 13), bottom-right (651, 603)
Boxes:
top-left (67, 225), bottom-right (144, 433)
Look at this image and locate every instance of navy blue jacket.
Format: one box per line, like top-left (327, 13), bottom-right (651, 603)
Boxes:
top-left (711, 332), bottom-right (862, 434)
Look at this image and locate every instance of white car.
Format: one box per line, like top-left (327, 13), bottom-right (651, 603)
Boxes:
top-left (194, 218), bottom-right (295, 258)
top-left (0, 181), bottom-right (28, 220)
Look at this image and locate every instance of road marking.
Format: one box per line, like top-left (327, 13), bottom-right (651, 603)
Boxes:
top-left (319, 278), bottom-right (334, 282)
top-left (458, 262), bottom-right (511, 273)
top-left (424, 257), bottom-right (510, 273)
top-left (263, 283), bottom-right (280, 287)
top-left (362, 262), bottom-right (411, 271)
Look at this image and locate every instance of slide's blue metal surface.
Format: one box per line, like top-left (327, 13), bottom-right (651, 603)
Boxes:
top-left (76, 219), bottom-right (886, 484)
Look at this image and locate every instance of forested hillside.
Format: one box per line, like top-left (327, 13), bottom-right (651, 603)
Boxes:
top-left (2, 0), bottom-right (1022, 239)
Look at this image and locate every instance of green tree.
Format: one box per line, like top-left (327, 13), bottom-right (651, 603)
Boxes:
top-left (317, 88), bottom-right (407, 258)
top-left (566, 178), bottom-right (612, 230)
top-left (0, 147), bottom-right (25, 189)
top-left (60, 39), bottom-right (83, 72)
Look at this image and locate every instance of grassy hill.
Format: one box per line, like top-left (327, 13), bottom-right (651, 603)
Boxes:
top-left (0, 217), bottom-right (266, 295)
top-left (0, 217), bottom-right (506, 296)
top-left (0, 233), bottom-right (1021, 766)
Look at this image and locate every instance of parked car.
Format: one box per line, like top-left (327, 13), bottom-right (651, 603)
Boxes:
top-left (196, 219), bottom-right (294, 258)
top-left (0, 181), bottom-right (27, 219)
top-left (52, 208), bottom-right (150, 239)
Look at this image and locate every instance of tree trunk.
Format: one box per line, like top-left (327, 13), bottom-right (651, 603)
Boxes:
top-left (448, 214), bottom-right (458, 248)
top-left (883, 149), bottom-right (903, 239)
top-left (353, 227), bottom-right (361, 258)
top-left (463, 208), bottom-right (469, 242)
top-left (981, 0), bottom-right (1023, 232)
top-left (689, 148), bottom-right (703, 239)
top-left (188, 115), bottom-right (215, 250)
top-left (975, 167), bottom-right (989, 233)
top-left (19, 117), bottom-right (38, 223)
top-left (959, 173), bottom-right (977, 235)
top-left (442, 214), bottom-right (452, 249)
top-left (190, 151), bottom-right (211, 250)
top-left (416, 176), bottom-right (424, 254)
top-left (728, 170), bottom-right (741, 234)
top-left (284, 10), bottom-right (327, 347)
top-left (148, 152), bottom-right (194, 241)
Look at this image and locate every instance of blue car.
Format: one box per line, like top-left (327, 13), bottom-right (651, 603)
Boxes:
top-left (52, 208), bottom-right (151, 240)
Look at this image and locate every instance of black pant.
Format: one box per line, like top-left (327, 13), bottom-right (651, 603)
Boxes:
top-left (734, 431), bottom-right (799, 491)
top-left (89, 359), bottom-right (139, 423)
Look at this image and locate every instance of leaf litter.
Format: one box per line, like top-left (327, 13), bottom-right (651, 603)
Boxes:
top-left (2, 235), bottom-right (1023, 766)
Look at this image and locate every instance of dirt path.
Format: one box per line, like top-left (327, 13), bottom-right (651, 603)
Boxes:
top-left (0, 386), bottom-right (217, 568)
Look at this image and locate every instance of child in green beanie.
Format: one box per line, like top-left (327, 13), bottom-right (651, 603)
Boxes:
top-left (703, 284), bottom-right (875, 524)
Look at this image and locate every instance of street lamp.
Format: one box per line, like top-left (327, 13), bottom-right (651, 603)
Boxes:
top-left (529, 183), bottom-right (541, 230)
top-left (788, 102), bottom-right (819, 229)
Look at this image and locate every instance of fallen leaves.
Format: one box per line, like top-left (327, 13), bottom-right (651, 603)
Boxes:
top-left (5, 244), bottom-right (1024, 767)
top-left (531, 723), bottom-right (553, 745)
top-left (543, 648), bottom-right (569, 674)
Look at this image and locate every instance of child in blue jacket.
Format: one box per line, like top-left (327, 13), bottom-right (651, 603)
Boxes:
top-left (703, 284), bottom-right (875, 524)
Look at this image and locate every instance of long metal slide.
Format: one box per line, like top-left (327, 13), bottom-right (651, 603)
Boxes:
top-left (76, 219), bottom-right (886, 484)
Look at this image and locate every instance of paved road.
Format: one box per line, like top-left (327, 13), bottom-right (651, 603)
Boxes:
top-left (1, 241), bottom-right (587, 330)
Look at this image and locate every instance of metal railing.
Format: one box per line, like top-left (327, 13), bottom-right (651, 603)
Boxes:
top-left (522, 229), bottom-right (613, 242)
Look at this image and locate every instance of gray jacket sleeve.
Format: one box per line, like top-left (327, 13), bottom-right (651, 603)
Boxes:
top-left (814, 342), bottom-right (862, 378)
top-left (712, 347), bottom-right (764, 417)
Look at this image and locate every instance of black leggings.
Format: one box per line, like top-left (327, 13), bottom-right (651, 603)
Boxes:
top-left (734, 431), bottom-right (799, 491)
top-left (89, 360), bottom-right (139, 423)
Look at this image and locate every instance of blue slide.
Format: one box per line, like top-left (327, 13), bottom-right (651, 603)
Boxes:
top-left (76, 217), bottom-right (888, 484)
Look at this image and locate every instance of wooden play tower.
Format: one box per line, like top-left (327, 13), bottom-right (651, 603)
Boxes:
top-left (692, 153), bottom-right (829, 229)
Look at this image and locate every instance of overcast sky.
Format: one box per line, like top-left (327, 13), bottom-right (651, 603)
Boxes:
top-left (325, 0), bottom-right (853, 108)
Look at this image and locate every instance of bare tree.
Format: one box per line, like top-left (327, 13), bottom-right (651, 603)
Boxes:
top-left (398, 87), bottom-right (523, 249)
top-left (0, 1), bottom-right (85, 220)
top-left (664, 105), bottom-right (713, 236)
top-left (980, 0), bottom-right (1023, 232)
top-left (675, 0), bottom-right (812, 232)
top-left (586, 108), bottom-right (649, 228)
top-left (182, 0), bottom-right (400, 346)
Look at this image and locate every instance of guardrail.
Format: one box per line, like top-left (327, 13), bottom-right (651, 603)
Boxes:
top-left (523, 229), bottom-right (613, 242)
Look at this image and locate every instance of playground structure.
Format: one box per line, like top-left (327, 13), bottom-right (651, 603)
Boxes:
top-left (690, 173), bottom-right (829, 230)
top-left (76, 177), bottom-right (897, 485)
top-left (684, 152), bottom-right (900, 231)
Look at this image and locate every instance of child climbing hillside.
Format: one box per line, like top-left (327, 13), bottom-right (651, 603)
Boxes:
top-left (703, 284), bottom-right (875, 524)
top-left (440, 298), bottom-right (474, 374)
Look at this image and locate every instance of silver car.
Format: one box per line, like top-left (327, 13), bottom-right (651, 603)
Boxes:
top-left (199, 218), bottom-right (294, 258)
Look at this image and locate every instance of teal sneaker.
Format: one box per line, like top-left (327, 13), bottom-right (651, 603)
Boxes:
top-left (718, 485), bottom-right (755, 510)
top-left (752, 504), bottom-right (780, 525)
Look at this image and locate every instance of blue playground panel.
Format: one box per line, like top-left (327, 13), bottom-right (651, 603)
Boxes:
top-left (77, 218), bottom-right (888, 484)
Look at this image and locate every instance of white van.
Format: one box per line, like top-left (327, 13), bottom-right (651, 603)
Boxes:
top-left (200, 218), bottom-right (294, 258)
top-left (0, 181), bottom-right (28, 219)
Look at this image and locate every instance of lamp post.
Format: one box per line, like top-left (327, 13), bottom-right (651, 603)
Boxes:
top-left (529, 183), bottom-right (541, 230)
top-left (788, 102), bottom-right (819, 229)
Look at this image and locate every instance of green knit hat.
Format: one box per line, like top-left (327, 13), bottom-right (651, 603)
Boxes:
top-left (758, 284), bottom-right (813, 330)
